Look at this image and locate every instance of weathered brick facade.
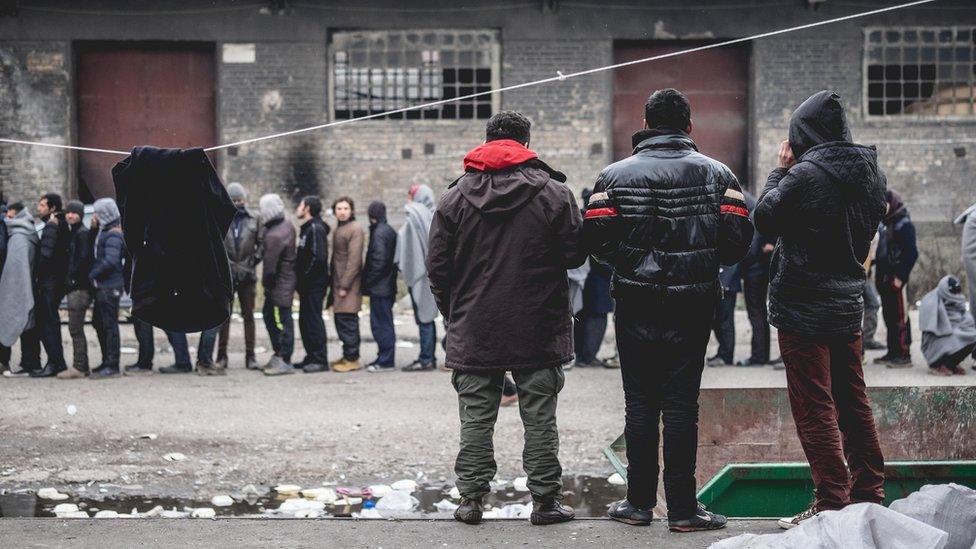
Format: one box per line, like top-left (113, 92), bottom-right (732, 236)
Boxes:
top-left (0, 0), bottom-right (972, 292)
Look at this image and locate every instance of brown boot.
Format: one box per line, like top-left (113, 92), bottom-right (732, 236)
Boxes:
top-left (57, 367), bottom-right (88, 380)
top-left (331, 359), bottom-right (361, 373)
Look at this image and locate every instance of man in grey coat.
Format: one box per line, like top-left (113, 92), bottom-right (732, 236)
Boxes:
top-left (957, 203), bottom-right (976, 366)
top-left (397, 184), bottom-right (439, 371)
top-left (217, 183), bottom-right (263, 370)
top-left (0, 206), bottom-right (41, 375)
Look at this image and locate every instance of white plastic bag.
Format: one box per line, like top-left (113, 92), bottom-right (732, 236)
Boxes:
top-left (375, 490), bottom-right (419, 511)
top-left (889, 484), bottom-right (976, 549)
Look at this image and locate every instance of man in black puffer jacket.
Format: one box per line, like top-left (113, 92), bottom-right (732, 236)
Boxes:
top-left (583, 88), bottom-right (753, 532)
top-left (754, 91), bottom-right (887, 529)
top-left (29, 193), bottom-right (71, 377)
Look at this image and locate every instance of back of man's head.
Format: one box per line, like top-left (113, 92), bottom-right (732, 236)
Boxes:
top-left (8, 201), bottom-right (24, 214)
top-left (302, 195), bottom-right (323, 218)
top-left (485, 111), bottom-right (531, 144)
top-left (42, 192), bottom-right (63, 212)
top-left (644, 88), bottom-right (691, 131)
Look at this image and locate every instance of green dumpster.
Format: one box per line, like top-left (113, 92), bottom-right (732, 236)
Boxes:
top-left (603, 435), bottom-right (976, 518)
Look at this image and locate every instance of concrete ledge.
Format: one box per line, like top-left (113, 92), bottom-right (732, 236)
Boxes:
top-left (0, 518), bottom-right (781, 548)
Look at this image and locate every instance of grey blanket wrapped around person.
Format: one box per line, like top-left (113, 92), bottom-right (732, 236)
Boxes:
top-left (919, 275), bottom-right (976, 366)
top-left (956, 203), bottom-right (976, 320)
top-left (396, 184), bottom-right (438, 324)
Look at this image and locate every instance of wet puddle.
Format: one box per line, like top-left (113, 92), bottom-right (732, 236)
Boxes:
top-left (0, 476), bottom-right (625, 519)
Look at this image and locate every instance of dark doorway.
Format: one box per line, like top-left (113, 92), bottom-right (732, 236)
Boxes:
top-left (613, 42), bottom-right (750, 185)
top-left (75, 42), bottom-right (216, 199)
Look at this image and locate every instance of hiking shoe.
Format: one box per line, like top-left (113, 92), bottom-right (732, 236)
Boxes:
top-left (302, 362), bottom-right (330, 374)
top-left (778, 506), bottom-right (820, 530)
top-left (863, 339), bottom-right (886, 351)
top-left (706, 355), bottom-right (731, 368)
top-left (885, 355), bottom-right (912, 368)
top-left (263, 360), bottom-right (295, 376)
top-left (331, 358), bottom-right (362, 373)
top-left (197, 363), bottom-right (226, 376)
top-left (29, 364), bottom-right (66, 378)
top-left (216, 356), bottom-right (229, 370)
top-left (454, 497), bottom-right (484, 524)
top-left (159, 363), bottom-right (193, 374)
top-left (3, 366), bottom-right (32, 378)
top-left (124, 363), bottom-right (153, 375)
top-left (402, 360), bottom-right (435, 372)
top-left (607, 499), bottom-right (652, 526)
top-left (245, 357), bottom-right (260, 370)
top-left (668, 506), bottom-right (727, 533)
top-left (530, 500), bottom-right (575, 525)
top-left (365, 364), bottom-right (395, 373)
top-left (57, 367), bottom-right (88, 380)
top-left (89, 366), bottom-right (121, 380)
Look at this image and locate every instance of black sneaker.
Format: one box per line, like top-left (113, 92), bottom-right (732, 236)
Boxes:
top-left (668, 504), bottom-right (727, 533)
top-left (453, 497), bottom-right (483, 524)
top-left (124, 363), bottom-right (153, 375)
top-left (607, 499), bottom-right (652, 526)
top-left (159, 363), bottom-right (193, 374)
top-left (89, 365), bottom-right (121, 380)
top-left (530, 500), bottom-right (575, 525)
top-left (402, 360), bottom-right (436, 372)
top-left (302, 363), bottom-right (330, 374)
top-left (873, 353), bottom-right (893, 365)
top-left (863, 339), bottom-right (886, 351)
top-left (885, 355), bottom-right (913, 368)
top-left (29, 363), bottom-right (67, 378)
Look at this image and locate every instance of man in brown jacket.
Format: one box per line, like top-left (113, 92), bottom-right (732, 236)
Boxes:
top-left (258, 194), bottom-right (297, 376)
top-left (427, 111), bottom-right (586, 526)
top-left (330, 197), bottom-right (365, 372)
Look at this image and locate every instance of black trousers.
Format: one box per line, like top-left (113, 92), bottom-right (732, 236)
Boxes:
top-left (29, 285), bottom-right (67, 368)
top-left (334, 312), bottom-right (360, 361)
top-left (711, 290), bottom-right (736, 364)
top-left (574, 311), bottom-right (608, 364)
top-left (742, 275), bottom-right (771, 363)
top-left (263, 301), bottom-right (294, 363)
top-left (877, 280), bottom-right (912, 358)
top-left (298, 287), bottom-right (328, 365)
top-left (615, 293), bottom-right (713, 520)
top-left (91, 287), bottom-right (122, 369)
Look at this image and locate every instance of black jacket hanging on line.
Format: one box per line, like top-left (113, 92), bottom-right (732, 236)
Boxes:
top-left (112, 146), bottom-right (237, 333)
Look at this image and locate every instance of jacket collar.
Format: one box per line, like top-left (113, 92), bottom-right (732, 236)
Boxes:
top-left (632, 128), bottom-right (698, 154)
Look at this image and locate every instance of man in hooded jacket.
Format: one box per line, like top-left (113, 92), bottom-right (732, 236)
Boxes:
top-left (363, 201), bottom-right (397, 372)
top-left (397, 184), bottom-right (439, 371)
top-left (754, 90), bottom-right (887, 529)
top-left (89, 198), bottom-right (126, 379)
top-left (428, 111), bottom-right (586, 527)
top-left (873, 189), bottom-right (918, 367)
top-left (0, 206), bottom-right (40, 375)
top-left (260, 194), bottom-right (297, 376)
top-left (583, 88), bottom-right (753, 532)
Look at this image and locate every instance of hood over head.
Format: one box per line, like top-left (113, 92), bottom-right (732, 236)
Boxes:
top-left (789, 91), bottom-right (852, 159)
top-left (226, 182), bottom-right (247, 202)
top-left (93, 197), bottom-right (120, 227)
top-left (885, 189), bottom-right (908, 224)
top-left (410, 184), bottom-right (436, 211)
top-left (5, 207), bottom-right (38, 236)
top-left (368, 201), bottom-right (387, 223)
top-left (259, 193), bottom-right (285, 223)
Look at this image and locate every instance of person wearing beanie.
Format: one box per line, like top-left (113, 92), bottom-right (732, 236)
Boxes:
top-left (216, 183), bottom-right (263, 371)
top-left (363, 200), bottom-right (397, 372)
top-left (57, 200), bottom-right (95, 379)
top-left (259, 193), bottom-right (297, 376)
top-left (88, 197), bottom-right (125, 379)
top-left (29, 192), bottom-right (70, 377)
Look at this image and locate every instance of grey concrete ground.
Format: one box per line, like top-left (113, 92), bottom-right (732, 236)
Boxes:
top-left (0, 518), bottom-right (782, 548)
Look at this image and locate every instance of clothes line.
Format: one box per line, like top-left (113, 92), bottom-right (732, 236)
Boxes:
top-left (0, 0), bottom-right (939, 157)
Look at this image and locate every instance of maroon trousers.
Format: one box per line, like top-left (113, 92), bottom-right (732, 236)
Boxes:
top-left (778, 330), bottom-right (885, 510)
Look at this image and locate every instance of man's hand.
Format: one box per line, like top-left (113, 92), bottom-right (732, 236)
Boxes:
top-left (762, 243), bottom-right (775, 253)
top-left (338, 289), bottom-right (348, 298)
top-left (777, 140), bottom-right (796, 169)
top-left (892, 277), bottom-right (903, 290)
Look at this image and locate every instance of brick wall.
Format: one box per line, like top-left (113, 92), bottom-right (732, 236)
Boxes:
top-left (0, 41), bottom-right (71, 204)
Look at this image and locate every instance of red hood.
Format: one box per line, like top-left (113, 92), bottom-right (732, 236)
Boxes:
top-left (462, 139), bottom-right (538, 172)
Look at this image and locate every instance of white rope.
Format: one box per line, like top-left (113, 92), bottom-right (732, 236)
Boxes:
top-left (0, 0), bottom-right (942, 156)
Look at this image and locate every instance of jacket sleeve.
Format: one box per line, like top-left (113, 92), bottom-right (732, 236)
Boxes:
top-left (754, 167), bottom-right (807, 239)
top-left (894, 221), bottom-right (919, 282)
top-left (262, 234), bottom-right (281, 289)
top-left (426, 201), bottom-right (457, 318)
top-left (363, 229), bottom-right (390, 291)
top-left (89, 232), bottom-right (123, 282)
top-left (303, 223), bottom-right (329, 281)
top-left (581, 169), bottom-right (629, 269)
top-left (337, 226), bottom-right (364, 290)
top-left (717, 172), bottom-right (754, 266)
top-left (253, 220), bottom-right (265, 268)
top-left (552, 184), bottom-right (587, 268)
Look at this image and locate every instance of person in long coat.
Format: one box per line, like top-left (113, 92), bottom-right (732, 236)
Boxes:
top-left (0, 206), bottom-right (40, 375)
top-left (397, 184), bottom-right (439, 371)
top-left (330, 196), bottom-right (365, 372)
top-left (956, 203), bottom-right (976, 367)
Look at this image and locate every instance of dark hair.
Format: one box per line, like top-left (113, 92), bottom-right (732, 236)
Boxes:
top-left (8, 201), bottom-right (24, 214)
top-left (485, 111), bottom-right (531, 144)
top-left (40, 192), bottom-right (63, 212)
top-left (644, 88), bottom-right (691, 131)
top-left (332, 196), bottom-right (355, 212)
top-left (301, 195), bottom-right (322, 217)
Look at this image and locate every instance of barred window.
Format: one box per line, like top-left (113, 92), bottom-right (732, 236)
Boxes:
top-left (330, 30), bottom-right (499, 121)
top-left (865, 27), bottom-right (976, 117)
